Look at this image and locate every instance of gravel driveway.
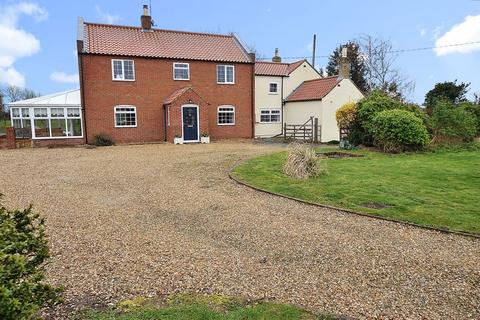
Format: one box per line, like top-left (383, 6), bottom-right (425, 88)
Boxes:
top-left (0, 141), bottom-right (479, 319)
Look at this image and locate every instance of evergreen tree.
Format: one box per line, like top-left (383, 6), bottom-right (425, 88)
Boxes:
top-left (326, 41), bottom-right (367, 92)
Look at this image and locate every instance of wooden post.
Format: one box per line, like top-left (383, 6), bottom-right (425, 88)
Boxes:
top-left (283, 123), bottom-right (286, 140)
top-left (314, 118), bottom-right (318, 143)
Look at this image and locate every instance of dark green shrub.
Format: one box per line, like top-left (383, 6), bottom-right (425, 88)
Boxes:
top-left (460, 102), bottom-right (480, 135)
top-left (429, 100), bottom-right (477, 143)
top-left (0, 199), bottom-right (61, 319)
top-left (355, 90), bottom-right (405, 145)
top-left (326, 140), bottom-right (339, 145)
top-left (94, 133), bottom-right (114, 146)
top-left (372, 109), bottom-right (429, 152)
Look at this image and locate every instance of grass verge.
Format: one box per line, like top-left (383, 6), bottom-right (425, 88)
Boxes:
top-left (81, 294), bottom-right (335, 320)
top-left (231, 146), bottom-right (480, 234)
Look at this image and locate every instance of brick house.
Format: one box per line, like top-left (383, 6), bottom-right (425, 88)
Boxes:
top-left (77, 6), bottom-right (255, 144)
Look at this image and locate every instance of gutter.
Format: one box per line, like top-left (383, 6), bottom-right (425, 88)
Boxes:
top-left (77, 17), bottom-right (88, 144)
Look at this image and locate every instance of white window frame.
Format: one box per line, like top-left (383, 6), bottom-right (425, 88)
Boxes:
top-left (11, 106), bottom-right (83, 140)
top-left (217, 105), bottom-right (235, 126)
top-left (217, 65), bottom-right (235, 84)
top-left (173, 62), bottom-right (190, 80)
top-left (111, 59), bottom-right (135, 81)
top-left (260, 109), bottom-right (281, 123)
top-left (114, 106), bottom-right (137, 128)
top-left (269, 82), bottom-right (279, 94)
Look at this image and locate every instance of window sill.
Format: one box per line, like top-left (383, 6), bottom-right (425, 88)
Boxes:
top-left (217, 82), bottom-right (235, 85)
top-left (115, 125), bottom-right (137, 128)
top-left (217, 123), bottom-right (236, 126)
top-left (112, 79), bottom-right (136, 82)
top-left (173, 78), bottom-right (190, 81)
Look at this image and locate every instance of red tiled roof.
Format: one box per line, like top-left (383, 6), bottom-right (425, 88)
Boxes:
top-left (285, 76), bottom-right (341, 102)
top-left (255, 59), bottom-right (307, 76)
top-left (82, 23), bottom-right (253, 63)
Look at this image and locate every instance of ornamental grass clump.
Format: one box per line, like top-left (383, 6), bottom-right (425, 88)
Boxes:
top-left (283, 143), bottom-right (326, 179)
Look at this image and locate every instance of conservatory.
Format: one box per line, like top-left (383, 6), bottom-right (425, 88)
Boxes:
top-left (8, 89), bottom-right (83, 140)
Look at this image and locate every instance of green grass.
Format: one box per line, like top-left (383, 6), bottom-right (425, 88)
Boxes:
top-left (82, 294), bottom-right (334, 320)
top-left (0, 119), bottom-right (8, 134)
top-left (231, 146), bottom-right (480, 234)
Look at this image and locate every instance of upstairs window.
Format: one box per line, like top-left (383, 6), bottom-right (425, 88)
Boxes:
top-left (173, 63), bottom-right (190, 80)
top-left (260, 109), bottom-right (281, 123)
top-left (112, 59), bottom-right (135, 81)
top-left (217, 65), bottom-right (235, 84)
top-left (217, 106), bottom-right (235, 125)
top-left (115, 106), bottom-right (137, 127)
top-left (269, 83), bottom-right (278, 94)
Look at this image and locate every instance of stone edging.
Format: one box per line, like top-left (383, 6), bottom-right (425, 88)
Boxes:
top-left (228, 167), bottom-right (480, 240)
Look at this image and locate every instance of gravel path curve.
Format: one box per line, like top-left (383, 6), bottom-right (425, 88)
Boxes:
top-left (0, 142), bottom-right (478, 319)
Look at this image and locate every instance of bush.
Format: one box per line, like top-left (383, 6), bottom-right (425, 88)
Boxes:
top-left (460, 102), bottom-right (480, 136)
top-left (429, 100), bottom-right (477, 143)
top-left (335, 102), bottom-right (357, 130)
top-left (372, 109), bottom-right (429, 152)
top-left (94, 133), bottom-right (114, 146)
top-left (283, 143), bottom-right (326, 179)
top-left (356, 90), bottom-right (405, 145)
top-left (0, 199), bottom-right (61, 319)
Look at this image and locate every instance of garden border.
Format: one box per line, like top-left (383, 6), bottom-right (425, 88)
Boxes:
top-left (228, 162), bottom-right (480, 240)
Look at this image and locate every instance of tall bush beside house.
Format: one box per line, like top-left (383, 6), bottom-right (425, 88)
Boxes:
top-left (0, 199), bottom-right (61, 320)
top-left (336, 102), bottom-right (357, 130)
top-left (429, 100), bottom-right (477, 143)
top-left (353, 90), bottom-right (404, 145)
top-left (372, 109), bottom-right (429, 152)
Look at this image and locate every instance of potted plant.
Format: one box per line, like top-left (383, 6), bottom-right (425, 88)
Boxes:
top-left (174, 134), bottom-right (183, 145)
top-left (200, 132), bottom-right (210, 144)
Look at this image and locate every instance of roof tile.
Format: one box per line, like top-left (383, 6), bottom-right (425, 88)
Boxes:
top-left (255, 59), bottom-right (306, 76)
top-left (285, 77), bottom-right (341, 102)
top-left (83, 23), bottom-right (252, 63)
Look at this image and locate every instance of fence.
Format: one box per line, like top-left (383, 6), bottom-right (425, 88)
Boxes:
top-left (283, 117), bottom-right (321, 143)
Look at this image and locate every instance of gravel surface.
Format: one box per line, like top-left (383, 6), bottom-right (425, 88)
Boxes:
top-left (0, 141), bottom-right (479, 319)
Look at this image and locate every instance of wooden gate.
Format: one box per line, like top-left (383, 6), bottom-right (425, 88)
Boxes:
top-left (283, 117), bottom-right (320, 142)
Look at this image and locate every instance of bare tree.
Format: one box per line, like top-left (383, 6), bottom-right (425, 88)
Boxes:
top-left (475, 92), bottom-right (480, 105)
top-left (3, 85), bottom-right (40, 103)
top-left (357, 35), bottom-right (415, 99)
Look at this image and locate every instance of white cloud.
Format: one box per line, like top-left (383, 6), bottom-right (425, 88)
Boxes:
top-left (95, 5), bottom-right (121, 24)
top-left (435, 15), bottom-right (480, 56)
top-left (50, 72), bottom-right (79, 84)
top-left (420, 28), bottom-right (427, 37)
top-left (0, 2), bottom-right (47, 87)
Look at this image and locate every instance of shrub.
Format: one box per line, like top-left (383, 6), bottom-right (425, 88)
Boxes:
top-left (335, 102), bottom-right (357, 130)
top-left (94, 133), bottom-right (114, 146)
top-left (0, 199), bottom-right (61, 320)
top-left (460, 102), bottom-right (480, 135)
top-left (283, 143), bottom-right (326, 179)
top-left (355, 90), bottom-right (405, 145)
top-left (429, 100), bottom-right (477, 143)
top-left (372, 109), bottom-right (429, 152)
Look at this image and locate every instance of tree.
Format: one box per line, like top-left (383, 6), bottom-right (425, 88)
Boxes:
top-left (326, 41), bottom-right (368, 92)
top-left (428, 100), bottom-right (477, 142)
top-left (424, 81), bottom-right (470, 113)
top-left (357, 35), bottom-right (415, 99)
top-left (3, 85), bottom-right (40, 103)
top-left (0, 198), bottom-right (61, 319)
top-left (474, 92), bottom-right (479, 105)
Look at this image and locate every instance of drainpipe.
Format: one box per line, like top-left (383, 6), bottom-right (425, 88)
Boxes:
top-left (163, 104), bottom-right (168, 142)
top-left (281, 76), bottom-right (285, 136)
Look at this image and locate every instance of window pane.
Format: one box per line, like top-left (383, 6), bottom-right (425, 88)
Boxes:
top-left (218, 106), bottom-right (234, 124)
top-left (226, 66), bottom-right (234, 83)
top-left (12, 108), bottom-right (20, 118)
top-left (113, 60), bottom-right (123, 79)
top-left (34, 119), bottom-right (50, 137)
top-left (51, 119), bottom-right (67, 137)
top-left (51, 108), bottom-right (65, 118)
top-left (269, 83), bottom-right (278, 93)
top-left (21, 108), bottom-right (30, 118)
top-left (115, 110), bottom-right (136, 126)
top-left (34, 108), bottom-right (48, 118)
top-left (67, 119), bottom-right (82, 136)
top-left (174, 65), bottom-right (189, 79)
top-left (271, 114), bottom-right (280, 122)
top-left (123, 60), bottom-right (134, 80)
top-left (217, 66), bottom-right (226, 83)
top-left (260, 115), bottom-right (270, 122)
top-left (67, 108), bottom-right (80, 117)
top-left (12, 119), bottom-right (22, 128)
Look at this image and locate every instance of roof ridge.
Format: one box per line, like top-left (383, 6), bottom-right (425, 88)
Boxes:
top-left (303, 76), bottom-right (339, 83)
top-left (84, 21), bottom-right (234, 38)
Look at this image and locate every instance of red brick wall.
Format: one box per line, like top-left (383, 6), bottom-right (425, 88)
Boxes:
top-left (81, 54), bottom-right (254, 144)
top-left (32, 138), bottom-right (85, 148)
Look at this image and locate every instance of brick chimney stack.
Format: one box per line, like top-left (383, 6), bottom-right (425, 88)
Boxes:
top-left (141, 5), bottom-right (152, 31)
top-left (272, 48), bottom-right (282, 63)
top-left (339, 47), bottom-right (351, 79)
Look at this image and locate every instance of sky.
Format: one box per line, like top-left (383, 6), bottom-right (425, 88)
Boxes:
top-left (0, 0), bottom-right (479, 104)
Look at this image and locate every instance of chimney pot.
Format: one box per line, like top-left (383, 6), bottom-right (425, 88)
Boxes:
top-left (272, 48), bottom-right (282, 63)
top-left (141, 5), bottom-right (152, 31)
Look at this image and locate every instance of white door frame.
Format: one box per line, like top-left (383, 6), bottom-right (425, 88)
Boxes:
top-left (181, 104), bottom-right (200, 143)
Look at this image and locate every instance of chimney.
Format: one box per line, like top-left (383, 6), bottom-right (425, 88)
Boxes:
top-left (141, 5), bottom-right (152, 31)
top-left (339, 46), bottom-right (350, 79)
top-left (272, 48), bottom-right (282, 63)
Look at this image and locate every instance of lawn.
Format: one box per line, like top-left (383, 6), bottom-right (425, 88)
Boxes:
top-left (231, 146), bottom-right (480, 234)
top-left (0, 119), bottom-right (8, 135)
top-left (82, 294), bottom-right (333, 320)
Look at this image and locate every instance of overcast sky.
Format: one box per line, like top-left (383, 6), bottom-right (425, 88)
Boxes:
top-left (1, 0), bottom-right (479, 103)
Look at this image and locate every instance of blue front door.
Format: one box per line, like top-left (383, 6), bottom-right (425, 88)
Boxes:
top-left (182, 106), bottom-right (198, 142)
